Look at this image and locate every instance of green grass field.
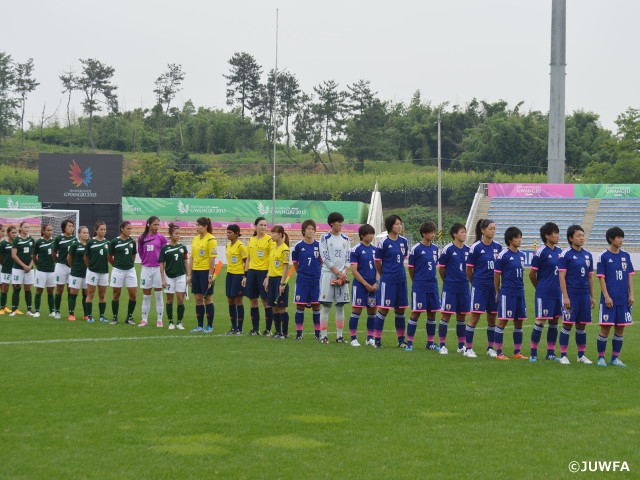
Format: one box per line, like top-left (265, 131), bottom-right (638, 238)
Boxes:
top-left (1, 269), bottom-right (638, 479)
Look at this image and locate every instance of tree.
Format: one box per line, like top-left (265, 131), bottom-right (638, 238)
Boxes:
top-left (154, 63), bottom-right (185, 155)
top-left (59, 67), bottom-right (76, 147)
top-left (0, 51), bottom-right (18, 143)
top-left (14, 58), bottom-right (39, 148)
top-left (274, 70), bottom-right (300, 156)
top-left (293, 93), bottom-right (331, 173)
top-left (76, 58), bottom-right (118, 149)
top-left (224, 52), bottom-right (262, 154)
top-left (312, 80), bottom-right (347, 171)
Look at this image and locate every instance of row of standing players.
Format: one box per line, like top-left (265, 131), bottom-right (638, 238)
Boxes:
top-left (0, 213), bottom-right (633, 367)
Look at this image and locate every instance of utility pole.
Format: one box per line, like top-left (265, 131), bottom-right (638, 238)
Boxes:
top-left (548, 0), bottom-right (566, 183)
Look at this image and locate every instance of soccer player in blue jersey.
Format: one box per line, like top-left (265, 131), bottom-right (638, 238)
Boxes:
top-left (292, 219), bottom-right (322, 340)
top-left (529, 222), bottom-right (563, 362)
top-left (595, 227), bottom-right (634, 367)
top-left (374, 214), bottom-right (409, 348)
top-left (464, 219), bottom-right (501, 358)
top-left (319, 212), bottom-right (351, 343)
top-left (493, 227), bottom-right (528, 360)
top-left (407, 221), bottom-right (440, 352)
top-left (348, 224), bottom-right (378, 347)
top-left (558, 225), bottom-right (595, 364)
top-left (437, 223), bottom-right (470, 355)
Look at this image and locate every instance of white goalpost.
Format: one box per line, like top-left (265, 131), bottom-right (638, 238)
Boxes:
top-left (0, 208), bottom-right (80, 238)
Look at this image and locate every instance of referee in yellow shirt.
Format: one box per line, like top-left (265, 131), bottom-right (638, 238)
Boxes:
top-left (189, 217), bottom-right (217, 333)
top-left (263, 225), bottom-right (291, 338)
top-left (225, 224), bottom-right (248, 334)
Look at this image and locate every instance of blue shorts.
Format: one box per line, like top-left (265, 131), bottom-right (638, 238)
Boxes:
top-left (192, 270), bottom-right (214, 297)
top-left (498, 293), bottom-right (527, 321)
top-left (293, 277), bottom-right (320, 305)
top-left (535, 296), bottom-right (562, 320)
top-left (411, 290), bottom-right (441, 313)
top-left (440, 289), bottom-right (470, 315)
top-left (352, 281), bottom-right (376, 308)
top-left (267, 276), bottom-right (289, 308)
top-left (599, 304), bottom-right (633, 326)
top-left (376, 280), bottom-right (409, 310)
top-left (245, 269), bottom-right (268, 299)
top-left (226, 273), bottom-right (244, 298)
top-left (562, 293), bottom-right (592, 324)
top-left (470, 285), bottom-right (498, 314)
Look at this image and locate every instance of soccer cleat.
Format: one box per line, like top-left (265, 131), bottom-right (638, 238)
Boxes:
top-left (529, 356), bottom-right (537, 363)
top-left (439, 345), bottom-right (449, 355)
top-left (398, 341), bottom-right (408, 349)
top-left (350, 339), bottom-right (361, 347)
top-left (176, 323), bottom-right (185, 330)
top-left (405, 345), bottom-right (413, 352)
top-left (226, 329), bottom-right (236, 335)
top-left (262, 330), bottom-right (271, 337)
top-left (108, 319), bottom-right (118, 325)
top-left (49, 312), bottom-right (56, 318)
top-left (156, 321), bottom-right (163, 328)
top-left (204, 325), bottom-right (213, 333)
top-left (496, 353), bottom-right (510, 361)
top-left (336, 336), bottom-right (346, 343)
top-left (14, 309), bottom-right (24, 315)
top-left (54, 312), bottom-right (61, 319)
top-left (597, 357), bottom-right (607, 367)
top-left (87, 316), bottom-right (95, 323)
top-left (610, 358), bottom-right (627, 367)
top-left (27, 311), bottom-right (35, 316)
top-left (559, 356), bottom-right (570, 365)
top-left (426, 343), bottom-right (441, 351)
top-left (249, 330), bottom-right (259, 336)
top-left (486, 348), bottom-right (498, 358)
top-left (457, 346), bottom-right (466, 354)
top-left (366, 338), bottom-right (375, 346)
top-left (138, 320), bottom-right (148, 327)
top-left (294, 335), bottom-right (303, 341)
top-left (374, 342), bottom-right (383, 349)
top-left (234, 330), bottom-right (243, 335)
top-left (321, 336), bottom-right (330, 344)
top-left (124, 318), bottom-right (135, 325)
top-left (168, 323), bottom-right (175, 330)
top-left (32, 312), bottom-right (41, 318)
top-left (577, 355), bottom-right (592, 365)
top-left (272, 333), bottom-right (282, 339)
top-left (68, 315), bottom-right (76, 321)
top-left (191, 326), bottom-right (204, 333)
top-left (546, 354), bottom-right (560, 362)
top-left (3, 307), bottom-right (12, 313)
top-left (99, 316), bottom-right (109, 323)
top-left (464, 349), bottom-right (478, 358)
top-left (8, 311), bottom-right (17, 316)
top-left (512, 353), bottom-right (529, 360)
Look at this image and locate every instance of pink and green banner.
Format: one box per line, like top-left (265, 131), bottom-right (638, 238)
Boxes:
top-left (487, 184), bottom-right (574, 197)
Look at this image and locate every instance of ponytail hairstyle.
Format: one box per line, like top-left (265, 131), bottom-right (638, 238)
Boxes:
top-left (6, 225), bottom-right (16, 237)
top-left (253, 216), bottom-right (267, 236)
top-left (119, 220), bottom-right (132, 236)
top-left (271, 225), bottom-right (289, 247)
top-left (196, 216), bottom-right (212, 234)
top-left (168, 222), bottom-right (180, 236)
top-left (94, 221), bottom-right (106, 237)
top-left (139, 215), bottom-right (160, 245)
top-left (227, 224), bottom-right (241, 236)
top-left (475, 218), bottom-right (494, 243)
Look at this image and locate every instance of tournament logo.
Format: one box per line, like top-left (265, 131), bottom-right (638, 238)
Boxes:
top-left (69, 160), bottom-right (92, 187)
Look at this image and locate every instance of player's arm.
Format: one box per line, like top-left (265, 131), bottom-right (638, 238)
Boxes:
top-left (374, 259), bottom-right (382, 276)
top-left (494, 271), bottom-right (501, 303)
top-left (528, 267), bottom-right (538, 288)
top-left (351, 263), bottom-right (372, 291)
top-left (32, 251), bottom-right (38, 268)
top-left (465, 265), bottom-right (473, 284)
top-left (438, 265), bottom-right (445, 282)
top-left (52, 249), bottom-right (58, 263)
top-left (208, 255), bottom-right (216, 281)
top-left (558, 269), bottom-right (570, 309)
top-left (84, 248), bottom-right (90, 268)
top-left (628, 272), bottom-right (634, 306)
top-left (598, 275), bottom-right (613, 308)
top-left (408, 265), bottom-right (415, 282)
top-left (67, 253), bottom-right (73, 267)
top-left (587, 271), bottom-right (595, 308)
top-left (185, 251), bottom-right (192, 284)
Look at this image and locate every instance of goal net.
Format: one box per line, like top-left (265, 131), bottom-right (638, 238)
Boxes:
top-left (0, 208), bottom-right (80, 239)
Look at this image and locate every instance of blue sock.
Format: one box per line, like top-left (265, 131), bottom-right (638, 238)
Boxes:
top-left (456, 321), bottom-right (466, 348)
top-left (546, 323), bottom-right (558, 356)
top-left (196, 304), bottom-right (205, 327)
top-left (349, 313), bottom-right (360, 340)
top-left (559, 327), bottom-right (570, 356)
top-left (295, 309), bottom-right (305, 335)
top-left (366, 314), bottom-right (375, 340)
top-left (407, 319), bottom-right (417, 347)
top-left (274, 312), bottom-right (281, 334)
top-left (313, 309), bottom-right (321, 336)
top-left (487, 325), bottom-right (495, 348)
top-left (265, 307), bottom-right (273, 332)
top-left (597, 335), bottom-right (608, 359)
top-left (229, 304), bottom-right (237, 330)
top-left (374, 312), bottom-right (386, 341)
top-left (494, 327), bottom-right (504, 355)
top-left (426, 319), bottom-right (437, 345)
top-left (395, 314), bottom-right (406, 343)
top-left (465, 325), bottom-right (475, 349)
top-left (513, 328), bottom-right (523, 354)
top-left (611, 335), bottom-right (623, 360)
top-left (438, 320), bottom-right (448, 347)
top-left (250, 306), bottom-right (260, 331)
top-left (205, 303), bottom-right (214, 328)
top-left (530, 323), bottom-right (543, 358)
top-left (282, 312), bottom-right (289, 336)
top-left (575, 329), bottom-right (587, 358)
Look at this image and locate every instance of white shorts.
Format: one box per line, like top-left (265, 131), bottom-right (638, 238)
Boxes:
top-left (140, 265), bottom-right (163, 289)
top-left (35, 270), bottom-right (56, 288)
top-left (164, 274), bottom-right (187, 294)
top-left (110, 267), bottom-right (138, 288)
top-left (12, 268), bottom-right (35, 286)
top-left (1, 272), bottom-right (11, 284)
top-left (55, 263), bottom-right (71, 286)
top-left (319, 270), bottom-right (350, 305)
top-left (68, 275), bottom-right (87, 290)
top-left (86, 270), bottom-right (109, 287)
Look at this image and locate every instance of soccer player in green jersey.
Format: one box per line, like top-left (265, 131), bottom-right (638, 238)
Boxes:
top-left (84, 221), bottom-right (110, 323)
top-left (33, 224), bottom-right (56, 317)
top-left (108, 221), bottom-right (138, 325)
top-left (10, 222), bottom-right (35, 316)
top-left (159, 223), bottom-right (190, 330)
top-left (66, 226), bottom-right (89, 321)
top-left (0, 225), bottom-right (17, 313)
top-left (53, 219), bottom-right (76, 319)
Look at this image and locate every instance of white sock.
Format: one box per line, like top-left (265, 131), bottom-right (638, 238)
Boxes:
top-left (320, 305), bottom-right (330, 337)
top-left (335, 305), bottom-right (344, 338)
top-left (155, 290), bottom-right (164, 321)
top-left (142, 294), bottom-right (151, 321)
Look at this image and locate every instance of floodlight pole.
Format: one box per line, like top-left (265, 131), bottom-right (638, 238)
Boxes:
top-left (437, 110), bottom-right (442, 237)
top-left (548, 0), bottom-right (566, 183)
top-left (271, 8), bottom-right (279, 226)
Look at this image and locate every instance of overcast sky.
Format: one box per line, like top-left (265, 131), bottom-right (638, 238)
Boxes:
top-left (2, 0), bottom-right (639, 133)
